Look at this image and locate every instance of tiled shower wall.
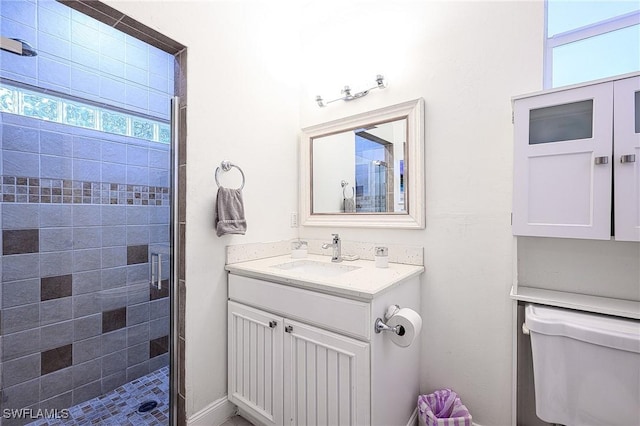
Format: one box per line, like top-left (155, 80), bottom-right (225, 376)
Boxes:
top-left (1, 0), bottom-right (186, 423)
top-left (0, 111), bottom-right (171, 416)
top-left (0, 0), bottom-right (174, 120)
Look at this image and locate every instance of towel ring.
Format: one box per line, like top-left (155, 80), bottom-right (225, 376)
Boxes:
top-left (341, 180), bottom-right (354, 199)
top-left (215, 160), bottom-right (245, 190)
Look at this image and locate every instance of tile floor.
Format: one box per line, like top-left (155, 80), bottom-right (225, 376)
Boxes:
top-left (220, 416), bottom-right (253, 426)
top-left (28, 366), bottom-right (169, 426)
top-left (24, 366), bottom-right (254, 426)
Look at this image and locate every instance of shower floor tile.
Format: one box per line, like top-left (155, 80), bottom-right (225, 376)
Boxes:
top-left (28, 366), bottom-right (169, 426)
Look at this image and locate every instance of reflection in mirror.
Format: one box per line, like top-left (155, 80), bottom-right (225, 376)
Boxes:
top-left (300, 98), bottom-right (425, 229)
top-left (312, 119), bottom-right (406, 214)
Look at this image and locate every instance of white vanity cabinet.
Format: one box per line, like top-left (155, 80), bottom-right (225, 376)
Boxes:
top-left (227, 301), bottom-right (284, 426)
top-left (512, 74), bottom-right (640, 241)
top-left (227, 300), bottom-right (370, 426)
top-left (227, 270), bottom-right (421, 426)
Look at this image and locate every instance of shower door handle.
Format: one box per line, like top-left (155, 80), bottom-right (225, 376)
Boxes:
top-left (151, 253), bottom-right (163, 290)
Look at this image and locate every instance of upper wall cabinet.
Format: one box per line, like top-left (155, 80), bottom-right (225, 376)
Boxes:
top-left (613, 76), bottom-right (640, 241)
top-left (512, 74), bottom-right (640, 241)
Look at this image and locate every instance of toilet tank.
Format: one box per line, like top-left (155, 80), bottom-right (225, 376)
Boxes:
top-left (525, 304), bottom-right (640, 426)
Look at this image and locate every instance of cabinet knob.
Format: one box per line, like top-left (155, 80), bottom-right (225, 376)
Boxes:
top-left (594, 156), bottom-right (609, 165)
top-left (285, 325), bottom-right (293, 333)
top-left (269, 321), bottom-right (277, 328)
top-left (620, 154), bottom-right (636, 164)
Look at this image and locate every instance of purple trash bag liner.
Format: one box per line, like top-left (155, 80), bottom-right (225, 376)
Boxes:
top-left (418, 389), bottom-right (472, 426)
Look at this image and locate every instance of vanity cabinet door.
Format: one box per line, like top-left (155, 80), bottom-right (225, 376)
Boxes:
top-left (283, 319), bottom-right (370, 426)
top-left (513, 82), bottom-right (614, 239)
top-left (228, 301), bottom-right (284, 426)
top-left (614, 76), bottom-right (640, 242)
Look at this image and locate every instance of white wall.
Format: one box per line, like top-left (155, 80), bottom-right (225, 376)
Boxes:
top-left (313, 132), bottom-right (355, 212)
top-left (518, 237), bottom-right (640, 300)
top-left (104, 1), bottom-right (544, 424)
top-left (104, 0), bottom-right (301, 418)
top-left (298, 1), bottom-right (543, 424)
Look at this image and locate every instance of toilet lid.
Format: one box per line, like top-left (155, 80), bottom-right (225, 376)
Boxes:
top-left (525, 304), bottom-right (640, 353)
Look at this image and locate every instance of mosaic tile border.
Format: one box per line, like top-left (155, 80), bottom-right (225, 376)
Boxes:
top-left (0, 82), bottom-right (171, 144)
top-left (1, 176), bottom-right (170, 206)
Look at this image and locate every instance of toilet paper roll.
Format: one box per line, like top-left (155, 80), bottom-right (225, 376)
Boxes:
top-left (386, 308), bottom-right (422, 347)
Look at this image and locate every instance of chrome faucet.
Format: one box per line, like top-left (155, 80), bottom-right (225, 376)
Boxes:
top-left (322, 233), bottom-right (342, 262)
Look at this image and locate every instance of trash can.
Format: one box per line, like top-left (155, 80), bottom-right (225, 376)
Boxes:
top-left (418, 388), bottom-right (472, 426)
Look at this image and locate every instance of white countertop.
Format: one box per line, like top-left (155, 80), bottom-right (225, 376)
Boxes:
top-left (225, 254), bottom-right (424, 300)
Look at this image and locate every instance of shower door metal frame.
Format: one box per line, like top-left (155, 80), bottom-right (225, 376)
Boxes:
top-left (169, 96), bottom-right (180, 426)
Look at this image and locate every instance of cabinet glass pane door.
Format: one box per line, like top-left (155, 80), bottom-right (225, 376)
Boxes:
top-left (635, 90), bottom-right (640, 134)
top-left (614, 77), bottom-right (640, 242)
top-left (529, 100), bottom-right (593, 144)
top-left (513, 82), bottom-right (613, 239)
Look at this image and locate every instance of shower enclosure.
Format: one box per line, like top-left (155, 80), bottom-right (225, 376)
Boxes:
top-left (0, 1), bottom-right (177, 424)
top-left (355, 133), bottom-right (392, 212)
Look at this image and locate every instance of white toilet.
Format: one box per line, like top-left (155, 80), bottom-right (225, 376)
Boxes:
top-left (525, 304), bottom-right (640, 426)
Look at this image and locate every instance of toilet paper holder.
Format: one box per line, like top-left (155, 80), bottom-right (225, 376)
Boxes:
top-left (375, 304), bottom-right (405, 335)
top-left (374, 318), bottom-right (405, 335)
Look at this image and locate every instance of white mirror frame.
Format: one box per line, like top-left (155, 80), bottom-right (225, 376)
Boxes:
top-left (300, 98), bottom-right (425, 229)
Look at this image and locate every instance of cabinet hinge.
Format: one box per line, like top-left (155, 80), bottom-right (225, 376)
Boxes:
top-left (510, 212), bottom-right (513, 225)
top-left (511, 110), bottom-right (514, 124)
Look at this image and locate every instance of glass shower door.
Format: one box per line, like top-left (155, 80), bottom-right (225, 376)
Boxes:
top-left (372, 160), bottom-right (388, 212)
top-left (0, 2), bottom-right (177, 424)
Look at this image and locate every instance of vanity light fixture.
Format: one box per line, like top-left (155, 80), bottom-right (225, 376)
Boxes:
top-left (315, 74), bottom-right (387, 107)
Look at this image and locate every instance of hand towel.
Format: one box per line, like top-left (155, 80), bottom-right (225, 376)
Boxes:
top-left (214, 187), bottom-right (247, 236)
top-left (343, 197), bottom-right (356, 213)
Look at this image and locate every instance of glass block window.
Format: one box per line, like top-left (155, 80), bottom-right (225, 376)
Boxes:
top-left (22, 93), bottom-right (60, 121)
top-left (133, 118), bottom-right (155, 140)
top-left (101, 111), bottom-right (128, 135)
top-left (0, 81), bottom-right (171, 144)
top-left (545, 1), bottom-right (640, 88)
top-left (64, 102), bottom-right (97, 128)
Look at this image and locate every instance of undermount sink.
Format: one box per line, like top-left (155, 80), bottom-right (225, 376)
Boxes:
top-left (270, 259), bottom-right (361, 277)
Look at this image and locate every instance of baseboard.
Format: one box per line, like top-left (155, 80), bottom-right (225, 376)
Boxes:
top-left (187, 399), bottom-right (469, 426)
top-left (407, 407), bottom-right (418, 426)
top-left (186, 396), bottom-right (237, 426)
top-left (236, 406), bottom-right (266, 426)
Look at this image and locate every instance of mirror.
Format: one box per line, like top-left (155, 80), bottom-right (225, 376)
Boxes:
top-left (300, 98), bottom-right (425, 229)
top-left (312, 118), bottom-right (406, 214)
